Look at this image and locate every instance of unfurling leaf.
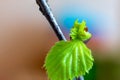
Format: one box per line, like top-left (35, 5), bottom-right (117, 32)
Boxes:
top-left (44, 20), bottom-right (94, 80)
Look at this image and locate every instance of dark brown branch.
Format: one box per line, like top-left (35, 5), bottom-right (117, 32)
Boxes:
top-left (36, 0), bottom-right (66, 41)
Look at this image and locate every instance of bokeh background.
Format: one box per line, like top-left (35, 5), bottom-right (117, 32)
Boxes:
top-left (0, 0), bottom-right (120, 80)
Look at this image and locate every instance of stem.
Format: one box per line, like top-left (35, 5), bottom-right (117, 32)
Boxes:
top-left (36, 0), bottom-right (84, 80)
top-left (36, 0), bottom-right (66, 41)
top-left (76, 76), bottom-right (84, 80)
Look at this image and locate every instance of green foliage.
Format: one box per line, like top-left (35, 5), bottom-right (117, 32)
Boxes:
top-left (44, 20), bottom-right (94, 80)
top-left (70, 20), bottom-right (92, 41)
top-left (84, 63), bottom-right (97, 80)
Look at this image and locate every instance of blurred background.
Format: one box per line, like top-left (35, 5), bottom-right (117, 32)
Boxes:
top-left (0, 0), bottom-right (120, 80)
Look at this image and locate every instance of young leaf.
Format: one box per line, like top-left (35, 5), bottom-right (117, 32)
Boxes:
top-left (44, 20), bottom-right (94, 80)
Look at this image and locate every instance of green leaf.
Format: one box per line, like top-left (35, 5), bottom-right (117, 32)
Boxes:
top-left (70, 20), bottom-right (92, 41)
top-left (44, 20), bottom-right (94, 80)
top-left (44, 40), bottom-right (94, 80)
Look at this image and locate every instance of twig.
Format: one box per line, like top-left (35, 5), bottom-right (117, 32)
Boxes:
top-left (36, 0), bottom-right (84, 80)
top-left (36, 0), bottom-right (66, 41)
